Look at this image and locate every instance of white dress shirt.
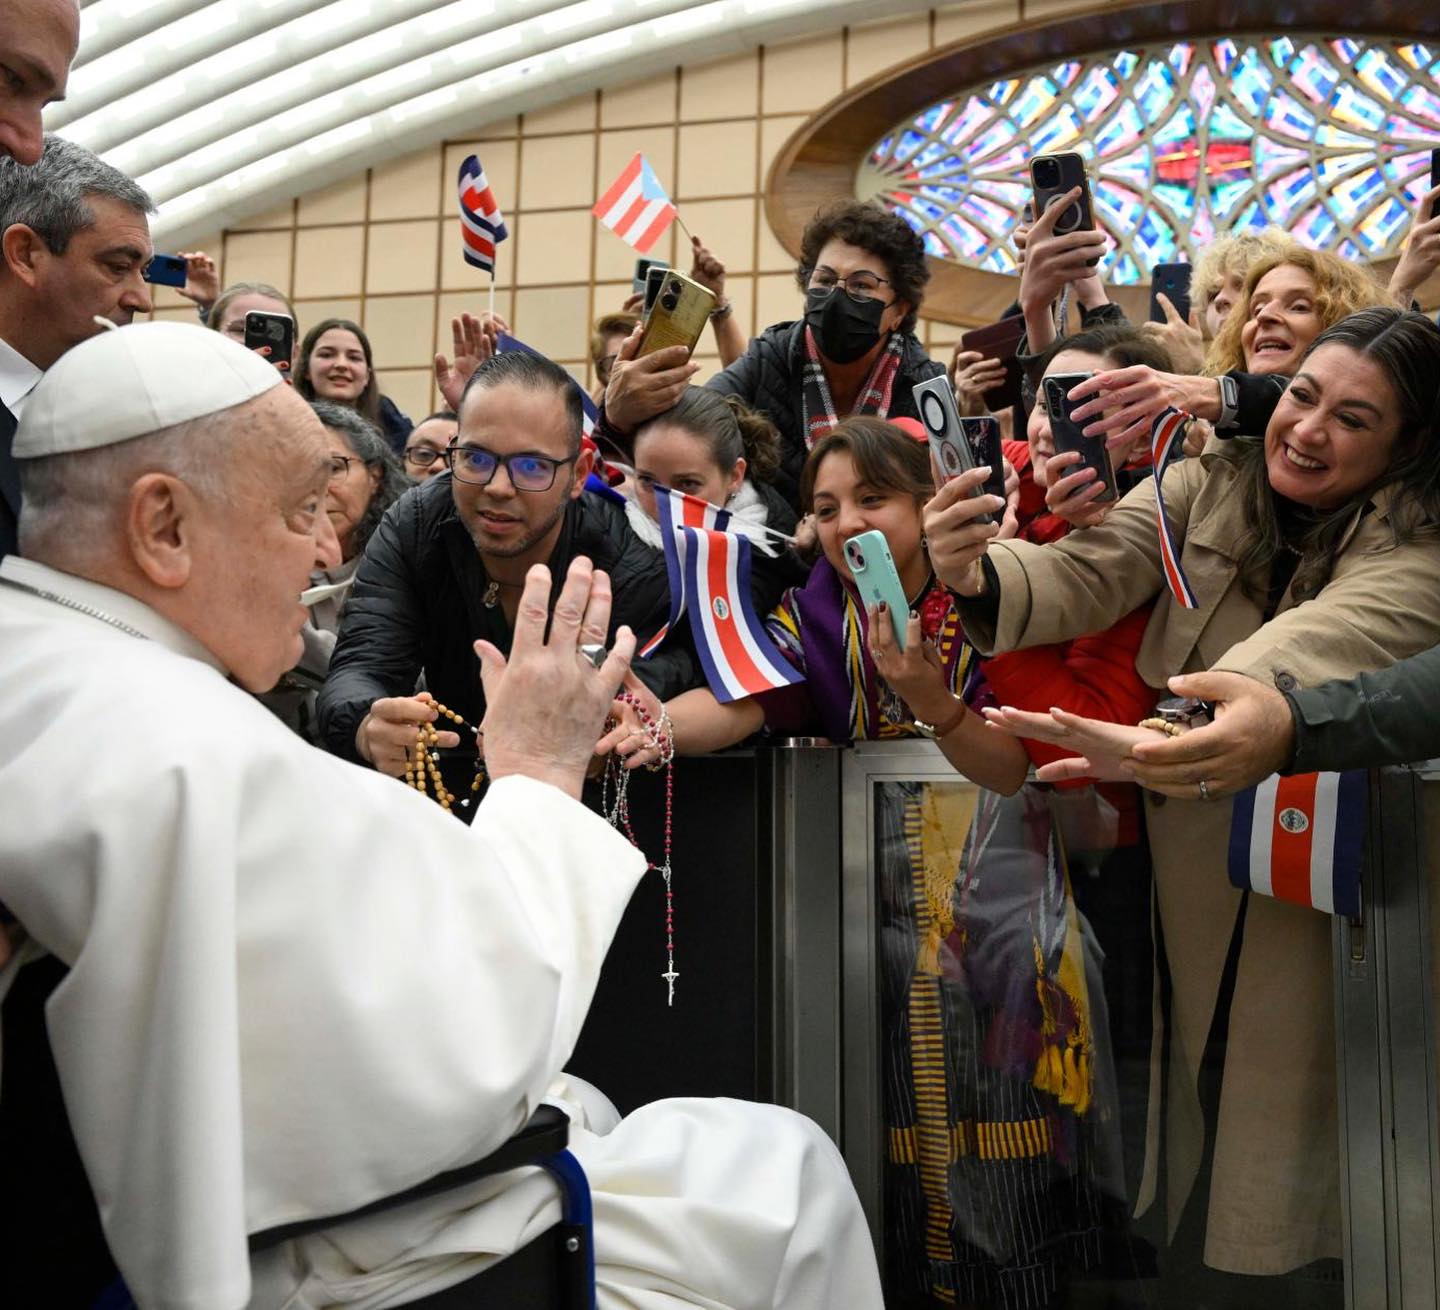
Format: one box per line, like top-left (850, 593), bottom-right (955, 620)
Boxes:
top-left (0, 334), bottom-right (42, 420)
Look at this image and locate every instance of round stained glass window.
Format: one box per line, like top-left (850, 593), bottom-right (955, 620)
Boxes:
top-left (859, 37), bottom-right (1440, 285)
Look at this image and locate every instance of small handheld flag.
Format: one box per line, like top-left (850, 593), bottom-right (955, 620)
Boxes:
top-left (457, 154), bottom-right (508, 277)
top-left (593, 152), bottom-right (678, 254)
top-left (1149, 407), bottom-right (1199, 610)
top-left (640, 485), bottom-right (731, 659)
top-left (1227, 770), bottom-right (1367, 918)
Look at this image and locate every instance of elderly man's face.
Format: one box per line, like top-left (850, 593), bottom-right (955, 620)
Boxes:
top-left (183, 387), bottom-right (332, 692)
top-left (0, 0), bottom-right (79, 165)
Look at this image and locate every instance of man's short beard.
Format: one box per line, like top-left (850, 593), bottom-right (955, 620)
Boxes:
top-left (468, 495), bottom-right (569, 559)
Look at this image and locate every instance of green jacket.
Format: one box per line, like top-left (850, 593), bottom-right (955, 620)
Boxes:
top-left (1287, 644), bottom-right (1440, 772)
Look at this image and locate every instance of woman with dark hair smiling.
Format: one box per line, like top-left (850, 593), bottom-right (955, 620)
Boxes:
top-left (926, 306), bottom-right (1440, 1301)
top-left (297, 317), bottom-right (415, 454)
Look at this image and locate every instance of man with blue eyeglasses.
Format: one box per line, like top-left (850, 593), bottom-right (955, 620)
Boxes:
top-left (318, 348), bottom-right (692, 799)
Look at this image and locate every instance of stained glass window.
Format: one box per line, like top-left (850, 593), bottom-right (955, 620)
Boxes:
top-left (862, 37), bottom-right (1440, 285)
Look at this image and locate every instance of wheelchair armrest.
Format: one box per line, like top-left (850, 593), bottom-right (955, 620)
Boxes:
top-left (248, 1103), bottom-right (570, 1254)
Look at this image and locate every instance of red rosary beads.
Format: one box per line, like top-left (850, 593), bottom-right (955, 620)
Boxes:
top-left (601, 690), bottom-right (679, 1005)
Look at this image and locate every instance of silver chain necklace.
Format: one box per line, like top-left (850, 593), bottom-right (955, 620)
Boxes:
top-left (0, 576), bottom-right (151, 641)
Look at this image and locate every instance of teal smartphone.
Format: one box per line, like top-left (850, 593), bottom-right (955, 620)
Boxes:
top-left (844, 529), bottom-right (909, 652)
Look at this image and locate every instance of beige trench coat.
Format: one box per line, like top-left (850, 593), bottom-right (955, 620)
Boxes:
top-left (964, 441), bottom-right (1440, 1275)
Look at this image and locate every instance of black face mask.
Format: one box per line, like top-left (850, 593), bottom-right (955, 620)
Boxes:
top-left (804, 288), bottom-right (887, 364)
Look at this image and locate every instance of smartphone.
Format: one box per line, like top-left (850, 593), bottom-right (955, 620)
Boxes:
top-left (1430, 147), bottom-right (1440, 222)
top-left (958, 315), bottom-right (1026, 412)
top-left (1029, 151), bottom-right (1097, 261)
top-left (843, 530), bottom-right (909, 652)
top-left (643, 263), bottom-right (669, 317)
top-left (633, 256), bottom-right (669, 296)
top-left (244, 310), bottom-right (296, 374)
top-left (1043, 371), bottom-right (1116, 504)
top-left (142, 253), bottom-right (188, 288)
top-left (1149, 262), bottom-right (1193, 324)
top-left (912, 375), bottom-right (995, 524)
top-left (959, 416), bottom-right (1006, 503)
top-left (636, 269), bottom-right (716, 359)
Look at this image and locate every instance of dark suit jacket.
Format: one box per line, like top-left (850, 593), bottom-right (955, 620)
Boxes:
top-left (0, 399), bottom-right (18, 559)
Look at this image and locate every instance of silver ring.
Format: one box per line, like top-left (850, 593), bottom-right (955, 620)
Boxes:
top-left (578, 642), bottom-right (606, 670)
top-left (1198, 778), bottom-right (1211, 802)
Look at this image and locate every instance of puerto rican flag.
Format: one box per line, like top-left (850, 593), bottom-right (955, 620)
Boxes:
top-left (495, 332), bottom-right (597, 441)
top-left (592, 152), bottom-right (677, 254)
top-left (1227, 770), bottom-right (1367, 917)
top-left (1149, 407), bottom-right (1199, 609)
top-left (639, 485), bottom-right (731, 659)
top-left (457, 154), bottom-right (508, 276)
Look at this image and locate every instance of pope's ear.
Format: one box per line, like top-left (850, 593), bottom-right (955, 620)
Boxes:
top-left (126, 473), bottom-right (195, 589)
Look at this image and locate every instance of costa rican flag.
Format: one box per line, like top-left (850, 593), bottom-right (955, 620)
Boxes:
top-left (457, 154), bottom-right (508, 276)
top-left (592, 152), bottom-right (677, 254)
top-left (1227, 770), bottom-right (1367, 918)
top-left (682, 526), bottom-right (803, 702)
top-left (1149, 407), bottom-right (1199, 610)
top-left (495, 332), bottom-right (597, 441)
top-left (639, 485), bottom-right (731, 659)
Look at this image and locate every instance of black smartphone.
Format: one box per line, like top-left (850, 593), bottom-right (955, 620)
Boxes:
top-left (1029, 152), bottom-right (1097, 263)
top-left (633, 256), bottom-right (669, 297)
top-left (958, 416), bottom-right (1006, 503)
top-left (911, 376), bottom-right (995, 523)
top-left (1149, 262), bottom-right (1193, 324)
top-left (142, 253), bottom-right (188, 288)
top-left (1430, 147), bottom-right (1440, 222)
top-left (244, 310), bottom-right (296, 374)
top-left (643, 263), bottom-right (669, 316)
top-left (1043, 371), bottom-right (1116, 504)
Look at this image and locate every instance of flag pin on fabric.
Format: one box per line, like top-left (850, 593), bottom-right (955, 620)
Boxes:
top-left (592, 151), bottom-right (684, 253)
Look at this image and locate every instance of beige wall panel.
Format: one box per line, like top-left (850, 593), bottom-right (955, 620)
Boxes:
top-left (363, 293), bottom-right (437, 370)
top-left (720, 273), bottom-right (756, 339)
top-left (512, 285), bottom-right (591, 362)
top-left (755, 271), bottom-right (801, 334)
top-left (234, 201), bottom-right (295, 231)
top-left (477, 115), bottom-right (519, 139)
top-left (759, 114), bottom-right (806, 182)
top-left (366, 219), bottom-right (440, 295)
top-left (443, 139), bottom-right (519, 220)
top-left (376, 369), bottom-right (433, 423)
top-left (679, 198), bottom-right (757, 272)
top-left (597, 127), bottom-right (676, 207)
top-left (225, 229), bottom-right (294, 295)
top-left (758, 211), bottom-right (796, 271)
top-left (519, 134), bottom-right (597, 211)
top-left (298, 175), bottom-right (367, 227)
top-left (149, 283), bottom-right (191, 310)
top-left (370, 146), bottom-right (443, 222)
top-left (516, 210), bottom-right (594, 286)
top-left (845, 15), bottom-right (933, 87)
top-left (680, 51), bottom-right (759, 122)
top-left (933, 0), bottom-right (1020, 46)
top-left (924, 318), bottom-right (964, 347)
top-left (523, 92), bottom-right (597, 135)
top-left (149, 306), bottom-right (200, 323)
top-left (292, 299), bottom-right (362, 335)
top-left (761, 33), bottom-right (843, 115)
top-left (593, 216), bottom-right (677, 284)
top-left (591, 281), bottom-right (634, 320)
top-left (293, 226), bottom-right (365, 298)
top-left (601, 75), bottom-right (676, 129)
top-left (1026, 0), bottom-right (1109, 21)
top-left (439, 216), bottom-right (515, 291)
top-left (677, 121), bottom-right (757, 200)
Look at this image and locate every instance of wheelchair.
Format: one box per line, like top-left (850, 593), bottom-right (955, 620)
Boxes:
top-left (0, 952), bottom-right (598, 1309)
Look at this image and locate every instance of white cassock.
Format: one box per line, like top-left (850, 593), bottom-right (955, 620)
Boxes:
top-left (0, 556), bottom-right (884, 1310)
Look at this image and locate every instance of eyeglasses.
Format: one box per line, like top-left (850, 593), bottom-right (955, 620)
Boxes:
top-left (328, 454), bottom-right (358, 481)
top-left (805, 268), bottom-right (894, 304)
top-left (444, 444), bottom-right (576, 491)
top-left (404, 446), bottom-right (445, 468)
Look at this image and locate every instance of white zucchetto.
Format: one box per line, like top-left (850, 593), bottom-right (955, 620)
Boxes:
top-left (13, 320), bottom-right (284, 459)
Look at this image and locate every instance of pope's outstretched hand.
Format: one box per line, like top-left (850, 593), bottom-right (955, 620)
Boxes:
top-left (476, 558), bottom-right (634, 799)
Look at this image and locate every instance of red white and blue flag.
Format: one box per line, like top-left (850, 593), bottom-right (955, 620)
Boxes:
top-left (639, 485), bottom-right (730, 659)
top-left (1227, 770), bottom-right (1367, 917)
top-left (1149, 407), bottom-right (1199, 610)
top-left (495, 332), bottom-right (597, 442)
top-left (458, 154), bottom-right (509, 276)
top-left (592, 152), bottom-right (677, 254)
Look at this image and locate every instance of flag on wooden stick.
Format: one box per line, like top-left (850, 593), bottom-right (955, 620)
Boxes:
top-left (593, 151), bottom-right (678, 253)
top-left (457, 154), bottom-right (508, 276)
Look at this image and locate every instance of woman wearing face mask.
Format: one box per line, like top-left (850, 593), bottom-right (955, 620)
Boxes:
top-left (598, 201), bottom-right (946, 511)
top-left (929, 307), bottom-right (1440, 1302)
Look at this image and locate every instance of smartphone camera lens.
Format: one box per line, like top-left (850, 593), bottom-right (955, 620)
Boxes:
top-left (919, 392), bottom-right (945, 436)
top-left (845, 541), bottom-right (864, 571)
top-left (661, 290), bottom-right (679, 312)
top-left (1033, 157), bottom-right (1061, 188)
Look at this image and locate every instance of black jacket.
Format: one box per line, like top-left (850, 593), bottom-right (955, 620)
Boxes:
top-left (706, 321), bottom-right (945, 510)
top-left (0, 399), bottom-right (17, 558)
top-left (317, 474), bottom-right (697, 767)
top-left (1286, 645), bottom-right (1440, 773)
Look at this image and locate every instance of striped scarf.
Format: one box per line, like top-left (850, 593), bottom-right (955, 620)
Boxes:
top-left (800, 326), bottom-right (906, 450)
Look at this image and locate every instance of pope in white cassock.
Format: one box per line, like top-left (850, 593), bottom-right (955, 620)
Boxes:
top-left (0, 322), bottom-right (884, 1310)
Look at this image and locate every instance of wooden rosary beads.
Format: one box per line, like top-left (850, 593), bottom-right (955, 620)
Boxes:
top-left (405, 701), bottom-right (485, 812)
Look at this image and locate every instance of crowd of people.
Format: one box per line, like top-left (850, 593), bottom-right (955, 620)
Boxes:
top-left (8, 4), bottom-right (1440, 1309)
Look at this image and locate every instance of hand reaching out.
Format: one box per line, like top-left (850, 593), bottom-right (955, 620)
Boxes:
top-left (1139, 293), bottom-right (1206, 375)
top-left (176, 251), bottom-right (220, 311)
top-left (434, 312), bottom-right (501, 411)
top-left (688, 234), bottom-right (727, 302)
top-left (950, 348), bottom-right (1006, 416)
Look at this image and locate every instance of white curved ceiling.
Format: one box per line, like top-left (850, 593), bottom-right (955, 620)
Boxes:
top-left (53, 0), bottom-right (933, 246)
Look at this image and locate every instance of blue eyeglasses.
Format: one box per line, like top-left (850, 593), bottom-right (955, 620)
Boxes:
top-left (443, 444), bottom-right (577, 492)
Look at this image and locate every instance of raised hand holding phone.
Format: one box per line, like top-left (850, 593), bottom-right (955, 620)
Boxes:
top-left (844, 531), bottom-right (909, 651)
